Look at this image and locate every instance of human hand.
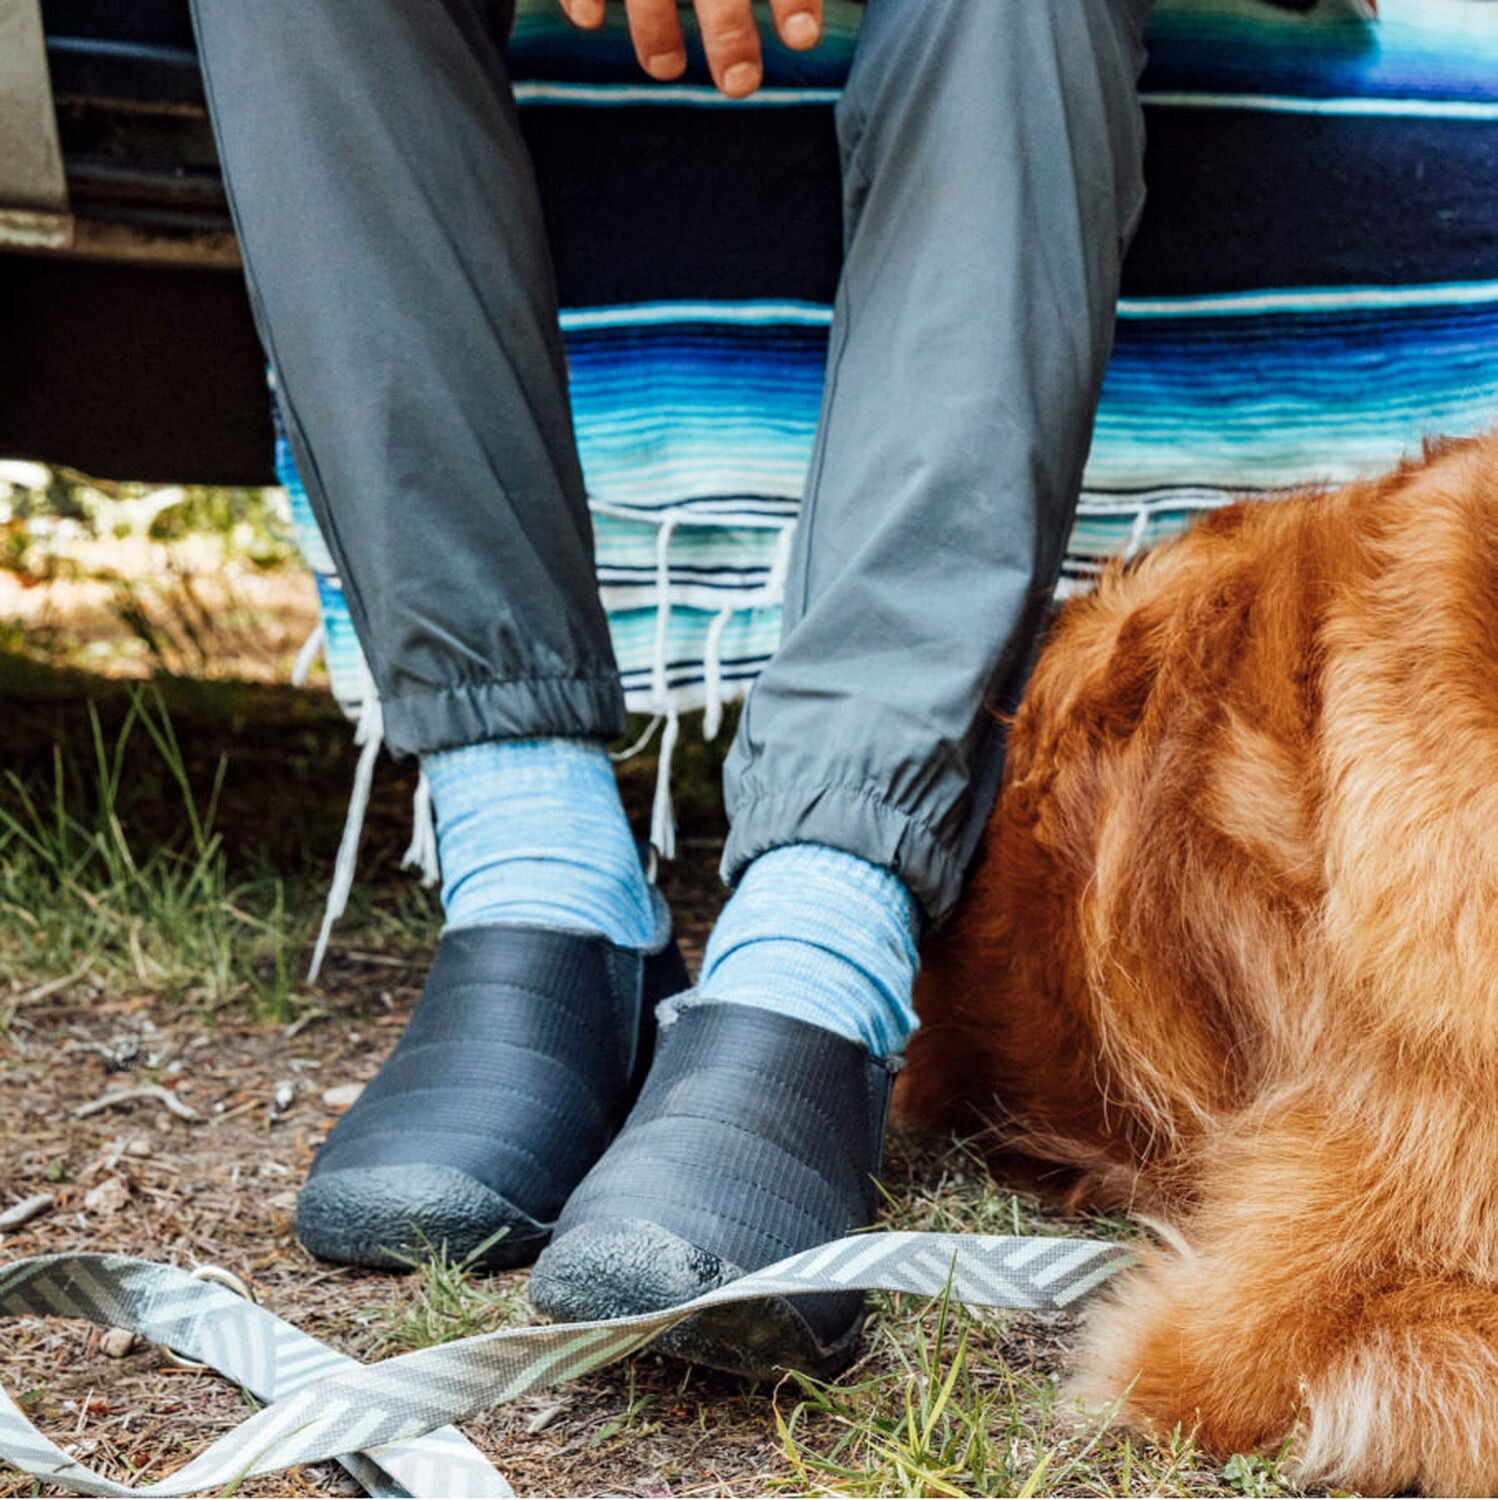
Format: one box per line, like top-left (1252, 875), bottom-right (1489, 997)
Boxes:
top-left (556, 0), bottom-right (823, 98)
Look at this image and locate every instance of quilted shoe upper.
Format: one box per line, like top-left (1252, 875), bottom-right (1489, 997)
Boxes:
top-left (530, 1000), bottom-right (897, 1371)
top-left (296, 918), bottom-right (686, 1270)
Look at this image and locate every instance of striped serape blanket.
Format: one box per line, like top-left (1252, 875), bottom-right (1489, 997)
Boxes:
top-left (284, 0), bottom-right (1498, 829)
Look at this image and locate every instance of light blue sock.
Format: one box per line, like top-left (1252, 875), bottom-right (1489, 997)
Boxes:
top-left (697, 843), bottom-right (921, 1058)
top-left (422, 738), bottom-right (657, 948)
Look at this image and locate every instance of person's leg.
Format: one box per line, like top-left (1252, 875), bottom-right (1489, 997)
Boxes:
top-left (190, 0), bottom-right (617, 756)
top-left (190, 0), bottom-right (684, 1270)
top-left (722, 0), bottom-right (1155, 936)
top-left (691, 0), bottom-right (1155, 1065)
top-left (533, 0), bottom-right (1154, 1371)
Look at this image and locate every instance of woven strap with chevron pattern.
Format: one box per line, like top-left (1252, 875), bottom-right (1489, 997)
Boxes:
top-left (0, 1230), bottom-right (1131, 1498)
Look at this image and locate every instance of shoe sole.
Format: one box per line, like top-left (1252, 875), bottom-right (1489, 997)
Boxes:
top-left (296, 1164), bottom-right (550, 1271)
top-left (653, 1294), bottom-right (866, 1382)
top-left (529, 1218), bottom-right (865, 1381)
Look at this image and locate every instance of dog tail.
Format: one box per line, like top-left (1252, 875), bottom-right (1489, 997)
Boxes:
top-left (1070, 1094), bottom-right (1498, 1496)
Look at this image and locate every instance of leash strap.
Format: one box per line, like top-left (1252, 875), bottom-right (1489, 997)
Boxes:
top-left (0, 1231), bottom-right (1131, 1498)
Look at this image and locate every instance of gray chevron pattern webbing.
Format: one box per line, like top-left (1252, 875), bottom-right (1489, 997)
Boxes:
top-left (0, 1231), bottom-right (1131, 1498)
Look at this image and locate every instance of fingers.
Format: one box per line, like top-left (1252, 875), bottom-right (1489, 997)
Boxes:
top-left (692, 0), bottom-right (764, 97)
top-left (557, 0), bottom-right (607, 29)
top-left (768, 0), bottom-right (821, 51)
top-left (622, 0), bottom-right (688, 79)
top-left (614, 0), bottom-right (824, 97)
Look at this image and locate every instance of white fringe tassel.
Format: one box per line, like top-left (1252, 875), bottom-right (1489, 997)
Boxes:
top-left (644, 513), bottom-right (683, 858)
top-left (595, 510), bottom-right (800, 862)
top-left (307, 659), bottom-right (383, 984)
top-left (701, 609), bottom-right (733, 742)
top-left (401, 771), bottom-right (441, 888)
top-left (609, 714), bottom-right (663, 763)
top-left (649, 708), bottom-right (680, 860)
top-left (1122, 504), bottom-right (1152, 561)
top-left (290, 620), bottom-right (326, 688)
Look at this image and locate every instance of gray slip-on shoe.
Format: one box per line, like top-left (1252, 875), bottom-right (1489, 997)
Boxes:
top-left (295, 899), bottom-right (687, 1272)
top-left (528, 999), bottom-right (898, 1379)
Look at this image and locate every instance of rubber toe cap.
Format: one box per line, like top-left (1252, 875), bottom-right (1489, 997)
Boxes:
top-left (296, 1163), bottom-right (548, 1271)
top-left (530, 1217), bottom-right (866, 1380)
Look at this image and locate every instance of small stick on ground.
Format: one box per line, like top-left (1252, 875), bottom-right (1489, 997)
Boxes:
top-left (72, 1083), bottom-right (201, 1122)
top-left (11, 967), bottom-right (92, 1008)
top-left (0, 1193), bottom-right (55, 1230)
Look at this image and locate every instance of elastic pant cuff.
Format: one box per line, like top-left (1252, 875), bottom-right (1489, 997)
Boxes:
top-left (720, 785), bottom-right (969, 930)
top-left (379, 672), bottom-right (626, 758)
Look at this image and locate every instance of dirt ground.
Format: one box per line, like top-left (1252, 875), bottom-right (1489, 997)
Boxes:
top-left (0, 835), bottom-right (787, 1497)
top-left (0, 831), bottom-right (1092, 1499)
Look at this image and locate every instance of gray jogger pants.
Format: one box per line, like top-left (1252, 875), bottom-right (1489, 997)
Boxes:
top-left (190, 0), bottom-right (1152, 926)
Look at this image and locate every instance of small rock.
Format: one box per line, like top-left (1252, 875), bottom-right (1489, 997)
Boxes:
top-left (105, 1037), bottom-right (141, 1071)
top-left (83, 1177), bottom-right (131, 1217)
top-left (0, 1193), bottom-right (54, 1230)
top-left (321, 1082), bottom-right (363, 1110)
top-left (271, 1079), bottom-right (296, 1114)
top-left (99, 1328), bottom-right (137, 1359)
top-left (122, 1135), bottom-right (153, 1159)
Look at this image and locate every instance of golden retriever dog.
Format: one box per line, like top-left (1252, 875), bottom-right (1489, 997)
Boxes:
top-left (896, 432), bottom-right (1498, 1496)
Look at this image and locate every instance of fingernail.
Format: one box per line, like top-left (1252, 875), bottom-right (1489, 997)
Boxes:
top-left (723, 60), bottom-right (760, 95)
top-left (783, 12), bottom-right (819, 47)
top-left (645, 49), bottom-right (687, 78)
top-left (570, 0), bottom-right (605, 24)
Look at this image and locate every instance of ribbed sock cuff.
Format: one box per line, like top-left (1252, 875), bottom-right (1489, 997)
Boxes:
top-left (422, 738), bottom-right (656, 948)
top-left (698, 842), bottom-right (920, 1057)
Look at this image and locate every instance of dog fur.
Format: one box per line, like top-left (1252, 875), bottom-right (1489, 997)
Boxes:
top-left (896, 431), bottom-right (1498, 1495)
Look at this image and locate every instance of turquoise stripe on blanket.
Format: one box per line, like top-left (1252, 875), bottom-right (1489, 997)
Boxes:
top-left (1145, 0), bottom-right (1498, 104)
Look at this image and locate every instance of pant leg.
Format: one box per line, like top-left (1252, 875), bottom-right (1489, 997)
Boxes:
top-left (722, 0), bottom-right (1154, 926)
top-left (189, 0), bottom-right (624, 757)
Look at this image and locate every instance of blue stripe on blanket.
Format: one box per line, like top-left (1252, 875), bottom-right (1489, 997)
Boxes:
top-left (1093, 291), bottom-right (1498, 490)
top-left (560, 290), bottom-right (1498, 508)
